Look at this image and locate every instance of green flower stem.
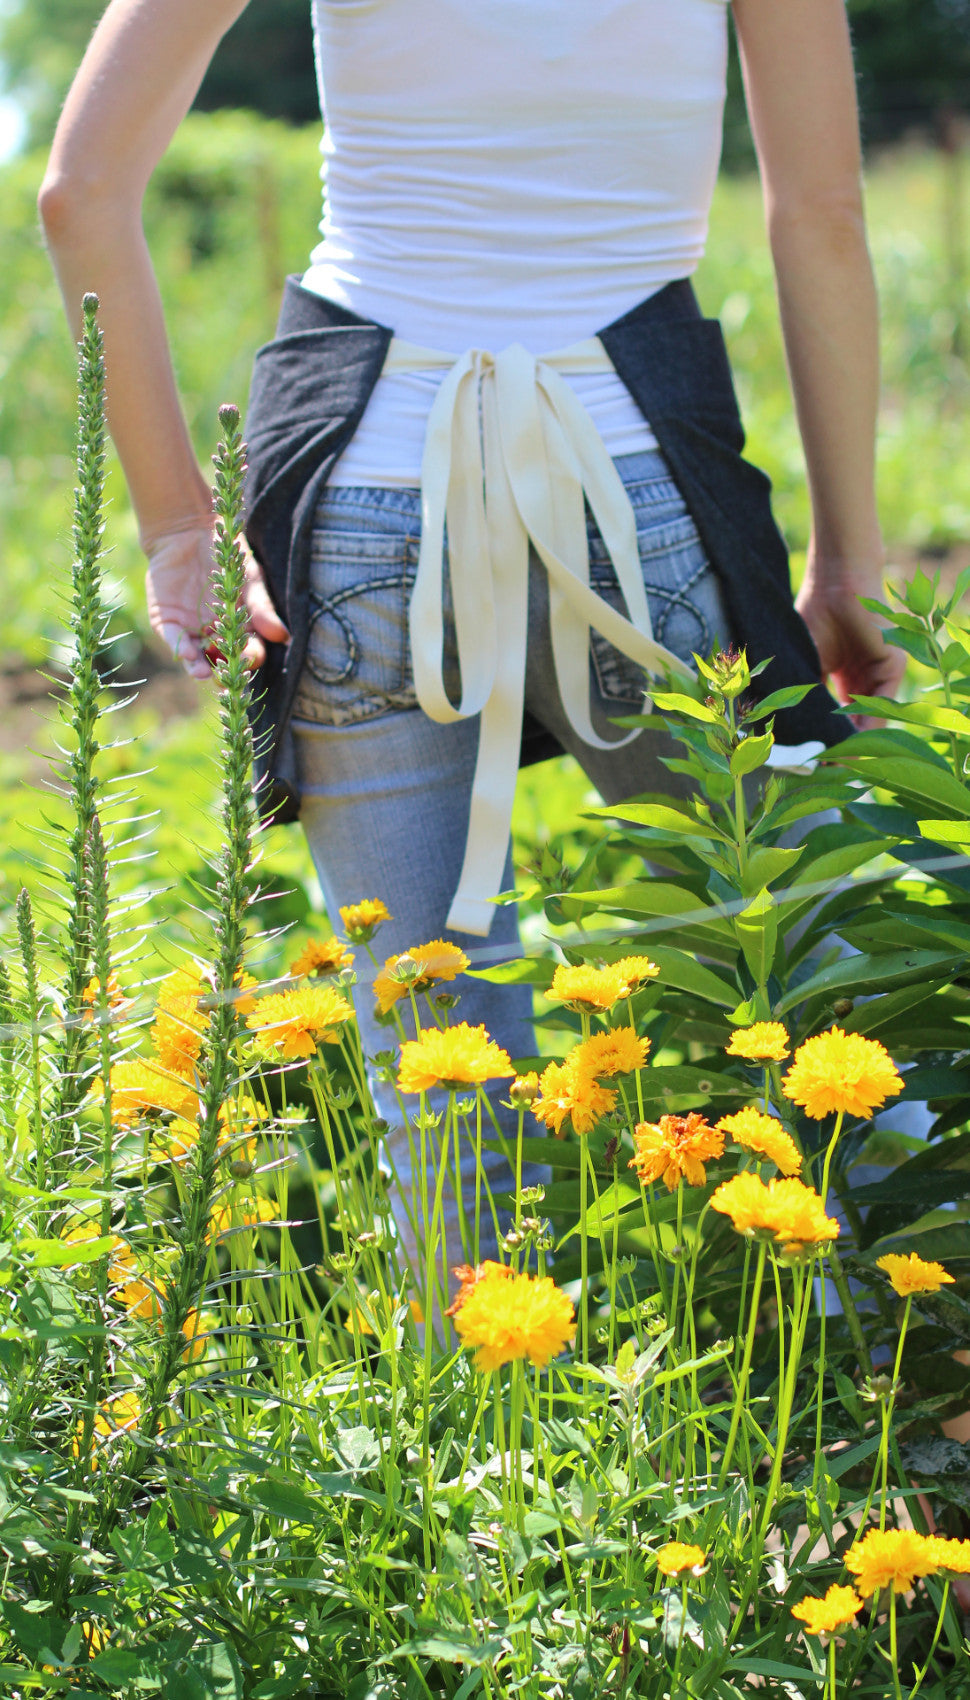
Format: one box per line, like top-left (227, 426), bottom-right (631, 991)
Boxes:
top-left (908, 1578), bottom-right (950, 1698)
top-left (827, 1638), bottom-right (837, 1700)
top-left (15, 891), bottom-right (44, 1193)
top-left (492, 1370), bottom-right (510, 1526)
top-left (717, 1239), bottom-right (767, 1489)
top-left (578, 1135), bottom-right (590, 1364)
top-left (827, 1243), bottom-right (874, 1377)
top-left (890, 1589), bottom-right (903, 1700)
top-left (879, 1293), bottom-right (913, 1531)
top-left (812, 1263), bottom-right (828, 1498)
top-left (819, 1109), bottom-right (845, 1210)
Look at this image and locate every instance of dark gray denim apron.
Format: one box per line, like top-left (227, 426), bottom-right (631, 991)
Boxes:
top-left (242, 276), bottom-right (847, 819)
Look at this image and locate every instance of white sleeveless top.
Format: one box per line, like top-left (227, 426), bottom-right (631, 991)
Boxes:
top-left (303, 0), bottom-right (729, 485)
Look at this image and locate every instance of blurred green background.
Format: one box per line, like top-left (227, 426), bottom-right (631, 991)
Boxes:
top-left (2, 2), bottom-right (970, 985)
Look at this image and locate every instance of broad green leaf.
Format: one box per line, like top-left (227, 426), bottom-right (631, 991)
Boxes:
top-left (734, 888), bottom-right (777, 987)
top-left (469, 957), bottom-right (555, 987)
top-left (845, 758), bottom-right (970, 817)
top-left (21, 1234), bottom-right (115, 1268)
top-left (586, 801), bottom-right (722, 838)
top-left (842, 977), bottom-right (956, 1036)
top-left (850, 695), bottom-right (970, 735)
top-left (740, 844), bottom-right (804, 896)
top-left (248, 1479), bottom-right (321, 1524)
top-left (729, 732), bottom-right (773, 776)
top-left (919, 818), bottom-right (970, 851)
top-left (742, 682), bottom-right (815, 720)
top-left (645, 946), bottom-right (736, 1006)
top-left (774, 947), bottom-right (964, 1016)
top-left (648, 690), bottom-right (719, 722)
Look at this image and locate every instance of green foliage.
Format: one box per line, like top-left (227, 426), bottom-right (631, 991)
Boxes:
top-left (4, 309), bottom-right (970, 1698)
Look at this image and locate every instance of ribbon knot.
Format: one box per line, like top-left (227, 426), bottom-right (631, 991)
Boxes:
top-left (382, 335), bottom-right (692, 935)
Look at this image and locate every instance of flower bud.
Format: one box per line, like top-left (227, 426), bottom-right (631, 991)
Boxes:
top-left (510, 1072), bottom-right (540, 1107)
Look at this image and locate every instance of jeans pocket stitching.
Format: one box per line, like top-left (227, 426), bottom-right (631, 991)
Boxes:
top-left (303, 570), bottom-right (415, 693)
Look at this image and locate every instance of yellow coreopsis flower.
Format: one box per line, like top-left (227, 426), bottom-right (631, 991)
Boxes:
top-left (782, 1028), bottom-right (903, 1120)
top-left (876, 1252), bottom-right (955, 1297)
top-left (532, 1056), bottom-right (617, 1137)
top-left (73, 1390), bottom-right (142, 1464)
top-left (246, 984), bottom-right (353, 1058)
top-left (725, 1021), bottom-right (790, 1062)
top-left (115, 1277), bottom-right (163, 1322)
top-left (207, 1195), bottom-right (279, 1241)
top-left (791, 1584), bottom-right (863, 1636)
top-left (929, 1537), bottom-right (970, 1575)
top-left (445, 1259), bottom-right (512, 1317)
top-left (289, 937), bottom-right (355, 978)
top-left (397, 1023), bottom-right (515, 1093)
top-left (845, 1527), bottom-right (940, 1597)
top-left (609, 954), bottom-right (660, 991)
top-left (91, 1060), bottom-right (199, 1127)
top-left (373, 938), bottom-right (470, 1014)
top-left (81, 972), bottom-right (129, 1020)
top-left (151, 964), bottom-right (209, 1077)
top-left (571, 1026), bottom-right (650, 1079)
top-left (629, 1113), bottom-right (724, 1190)
top-left (453, 1266), bottom-right (575, 1371)
top-left (548, 962), bottom-right (631, 1012)
top-left (717, 1106), bottom-right (802, 1177)
top-left (709, 1172), bottom-right (839, 1256)
top-left (338, 898), bottom-right (391, 942)
top-left (655, 1542), bottom-right (706, 1578)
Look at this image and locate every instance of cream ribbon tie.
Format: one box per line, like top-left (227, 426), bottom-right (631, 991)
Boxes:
top-left (383, 335), bottom-right (693, 936)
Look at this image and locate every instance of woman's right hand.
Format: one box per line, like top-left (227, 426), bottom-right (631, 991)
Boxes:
top-left (145, 520), bottom-right (290, 681)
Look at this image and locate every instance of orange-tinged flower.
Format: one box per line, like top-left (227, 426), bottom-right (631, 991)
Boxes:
top-left (930, 1537), bottom-right (970, 1575)
top-left (289, 937), bottom-right (354, 978)
top-left (246, 984), bottom-right (353, 1057)
top-left (717, 1106), bottom-right (802, 1176)
top-left (710, 1172), bottom-right (839, 1255)
top-left (629, 1113), bottom-right (724, 1190)
top-left (533, 1056), bottom-right (617, 1137)
top-left (82, 972), bottom-right (129, 1020)
top-left (397, 1023), bottom-right (514, 1093)
top-left (782, 1028), bottom-right (903, 1120)
top-left (845, 1527), bottom-right (940, 1597)
top-left (876, 1252), bottom-right (955, 1297)
top-left (445, 1259), bottom-right (513, 1317)
top-left (91, 1060), bottom-right (199, 1126)
top-left (571, 1027), bottom-right (650, 1080)
top-left (453, 1266), bottom-right (574, 1371)
top-left (548, 963), bottom-right (631, 1012)
top-left (373, 939), bottom-right (470, 1014)
top-left (339, 898), bottom-right (391, 942)
top-left (791, 1584), bottom-right (863, 1636)
top-left (151, 964), bottom-right (209, 1077)
top-left (655, 1542), bottom-right (706, 1577)
top-left (726, 1022), bottom-right (790, 1063)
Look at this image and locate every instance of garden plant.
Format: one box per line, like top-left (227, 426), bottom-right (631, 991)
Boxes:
top-left (4, 300), bottom-right (970, 1698)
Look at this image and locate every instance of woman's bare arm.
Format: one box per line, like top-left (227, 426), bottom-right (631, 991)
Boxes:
top-left (732, 0), bottom-right (904, 709)
top-left (39, 0), bottom-right (288, 676)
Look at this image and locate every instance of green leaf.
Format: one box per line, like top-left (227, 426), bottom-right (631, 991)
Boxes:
top-left (841, 978), bottom-right (955, 1036)
top-left (743, 682), bottom-right (816, 720)
top-left (734, 888), bottom-right (777, 986)
top-left (648, 690), bottom-right (720, 722)
top-left (918, 818), bottom-right (970, 851)
top-left (729, 732), bottom-right (773, 776)
top-left (586, 800), bottom-right (722, 838)
top-left (774, 947), bottom-right (965, 1016)
top-left (740, 844), bottom-right (804, 896)
top-left (469, 957), bottom-right (555, 987)
top-left (850, 695), bottom-right (970, 736)
top-left (21, 1234), bottom-right (115, 1267)
top-left (644, 946), bottom-right (737, 1006)
top-left (246, 1478), bottom-right (321, 1524)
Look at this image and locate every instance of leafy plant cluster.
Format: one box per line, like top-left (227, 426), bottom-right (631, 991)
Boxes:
top-left (6, 309), bottom-right (970, 1700)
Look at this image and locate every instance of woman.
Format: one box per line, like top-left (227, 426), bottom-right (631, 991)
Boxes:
top-left (40, 0), bottom-right (903, 1262)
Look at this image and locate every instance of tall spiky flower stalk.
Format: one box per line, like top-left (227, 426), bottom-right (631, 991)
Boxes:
top-left (119, 404), bottom-right (256, 1498)
top-left (16, 889), bottom-right (45, 1189)
top-left (0, 962), bottom-right (18, 1149)
top-left (52, 293), bottom-right (110, 1151)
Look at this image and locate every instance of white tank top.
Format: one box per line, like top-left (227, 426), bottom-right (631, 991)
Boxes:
top-left (303, 0), bottom-right (729, 486)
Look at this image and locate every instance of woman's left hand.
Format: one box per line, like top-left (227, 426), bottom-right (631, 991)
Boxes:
top-left (145, 521), bottom-right (291, 681)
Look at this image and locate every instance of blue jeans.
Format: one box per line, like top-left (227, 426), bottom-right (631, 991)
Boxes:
top-left (290, 449), bottom-right (732, 1275)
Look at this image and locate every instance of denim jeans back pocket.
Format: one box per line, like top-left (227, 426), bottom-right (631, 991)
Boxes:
top-left (588, 478), bottom-right (730, 702)
top-left (293, 529), bottom-right (421, 727)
